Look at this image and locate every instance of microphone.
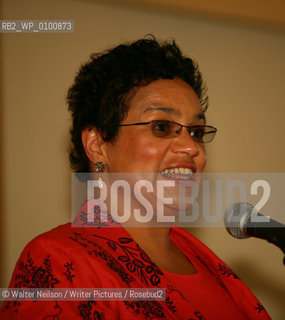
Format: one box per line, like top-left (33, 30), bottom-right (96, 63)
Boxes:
top-left (224, 202), bottom-right (285, 254)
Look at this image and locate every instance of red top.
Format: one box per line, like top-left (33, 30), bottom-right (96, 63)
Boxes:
top-left (0, 200), bottom-right (271, 319)
top-left (164, 256), bottom-right (247, 319)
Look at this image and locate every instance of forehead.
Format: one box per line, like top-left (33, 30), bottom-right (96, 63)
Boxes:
top-left (127, 78), bottom-right (204, 121)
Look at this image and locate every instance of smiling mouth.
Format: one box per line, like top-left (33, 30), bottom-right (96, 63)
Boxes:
top-left (160, 168), bottom-right (193, 180)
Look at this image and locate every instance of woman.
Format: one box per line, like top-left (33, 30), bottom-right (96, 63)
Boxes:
top-left (1, 37), bottom-right (271, 319)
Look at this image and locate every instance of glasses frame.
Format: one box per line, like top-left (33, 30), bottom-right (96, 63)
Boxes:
top-left (119, 120), bottom-right (217, 143)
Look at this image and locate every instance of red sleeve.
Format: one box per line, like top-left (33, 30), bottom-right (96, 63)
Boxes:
top-left (0, 229), bottom-right (118, 320)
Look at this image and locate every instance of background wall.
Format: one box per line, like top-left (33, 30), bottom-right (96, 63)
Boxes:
top-left (1, 0), bottom-right (285, 318)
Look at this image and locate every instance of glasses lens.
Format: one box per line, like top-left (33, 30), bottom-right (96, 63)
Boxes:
top-left (151, 120), bottom-right (176, 138)
top-left (150, 121), bottom-right (217, 142)
top-left (202, 126), bottom-right (217, 143)
top-left (188, 126), bottom-right (205, 142)
top-left (188, 126), bottom-right (217, 143)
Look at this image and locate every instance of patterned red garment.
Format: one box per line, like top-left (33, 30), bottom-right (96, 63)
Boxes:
top-left (1, 200), bottom-right (271, 319)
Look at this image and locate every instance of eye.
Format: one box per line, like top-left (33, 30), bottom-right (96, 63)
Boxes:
top-left (190, 126), bottom-right (205, 141)
top-left (151, 120), bottom-right (172, 137)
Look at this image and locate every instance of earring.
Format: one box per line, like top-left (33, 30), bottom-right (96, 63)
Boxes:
top-left (94, 162), bottom-right (105, 189)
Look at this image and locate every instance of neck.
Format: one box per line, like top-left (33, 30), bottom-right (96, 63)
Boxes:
top-left (121, 222), bottom-right (172, 252)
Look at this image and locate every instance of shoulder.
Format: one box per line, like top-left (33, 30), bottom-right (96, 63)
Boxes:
top-left (9, 224), bottom-right (120, 289)
top-left (24, 222), bottom-right (104, 253)
top-left (19, 223), bottom-right (88, 259)
top-left (2, 223), bottom-right (122, 319)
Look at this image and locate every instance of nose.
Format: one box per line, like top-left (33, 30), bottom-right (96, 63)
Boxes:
top-left (170, 129), bottom-right (200, 157)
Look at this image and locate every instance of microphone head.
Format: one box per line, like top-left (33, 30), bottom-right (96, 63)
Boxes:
top-left (224, 202), bottom-right (254, 239)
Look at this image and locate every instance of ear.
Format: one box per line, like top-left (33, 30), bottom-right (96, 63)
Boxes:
top-left (81, 127), bottom-right (107, 171)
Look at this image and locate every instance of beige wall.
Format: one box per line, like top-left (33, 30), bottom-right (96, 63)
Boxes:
top-left (1, 0), bottom-right (285, 318)
top-left (103, 0), bottom-right (285, 29)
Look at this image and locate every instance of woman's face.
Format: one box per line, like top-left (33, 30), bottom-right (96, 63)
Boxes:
top-left (103, 78), bottom-right (207, 176)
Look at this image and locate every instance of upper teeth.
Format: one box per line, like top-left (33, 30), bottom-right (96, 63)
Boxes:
top-left (161, 168), bottom-right (193, 175)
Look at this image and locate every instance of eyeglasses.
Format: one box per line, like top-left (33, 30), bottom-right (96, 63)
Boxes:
top-left (119, 120), bottom-right (217, 143)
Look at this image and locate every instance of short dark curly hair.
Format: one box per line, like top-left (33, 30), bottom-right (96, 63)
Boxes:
top-left (67, 36), bottom-right (208, 173)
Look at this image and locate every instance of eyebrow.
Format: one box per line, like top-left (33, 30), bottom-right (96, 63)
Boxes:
top-left (196, 113), bottom-right (206, 122)
top-left (141, 105), bottom-right (182, 117)
top-left (141, 105), bottom-right (206, 122)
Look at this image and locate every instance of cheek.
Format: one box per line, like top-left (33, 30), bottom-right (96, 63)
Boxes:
top-left (131, 139), bottom-right (164, 163)
top-left (198, 146), bottom-right (207, 170)
top-left (110, 135), bottom-right (165, 172)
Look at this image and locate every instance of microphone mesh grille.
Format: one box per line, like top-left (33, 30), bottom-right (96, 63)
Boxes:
top-left (224, 202), bottom-right (253, 239)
